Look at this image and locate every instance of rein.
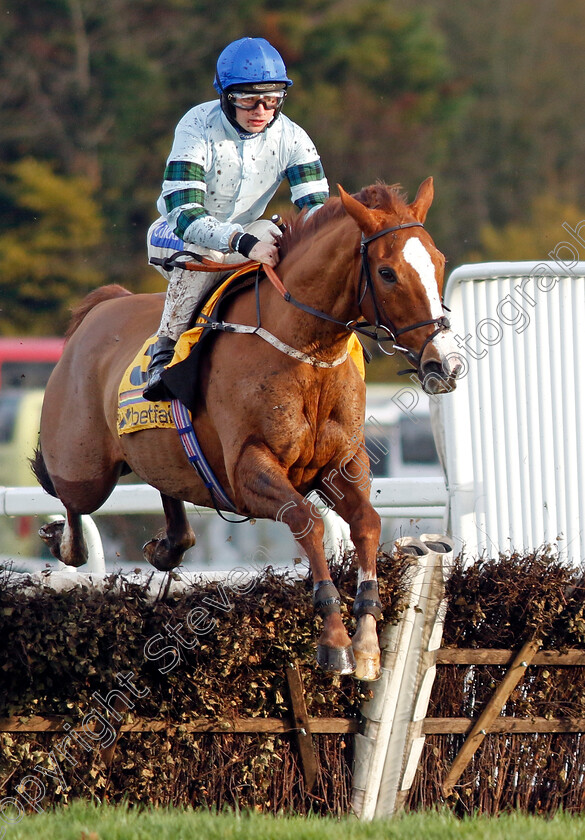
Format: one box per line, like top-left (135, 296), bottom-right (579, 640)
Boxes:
top-left (150, 253), bottom-right (349, 368)
top-left (264, 221), bottom-right (450, 370)
top-left (150, 252), bottom-right (259, 274)
top-left (151, 220), bottom-right (451, 373)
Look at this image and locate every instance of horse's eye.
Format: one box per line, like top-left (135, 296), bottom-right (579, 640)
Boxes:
top-left (378, 266), bottom-right (397, 283)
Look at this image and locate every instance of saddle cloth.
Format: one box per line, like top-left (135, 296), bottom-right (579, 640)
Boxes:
top-left (117, 335), bottom-right (174, 435)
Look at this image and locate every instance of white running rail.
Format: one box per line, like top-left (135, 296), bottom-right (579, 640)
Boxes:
top-left (0, 477), bottom-right (447, 574)
top-left (438, 261), bottom-right (585, 562)
top-left (0, 477), bottom-right (447, 519)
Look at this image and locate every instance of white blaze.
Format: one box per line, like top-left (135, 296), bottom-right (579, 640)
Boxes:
top-left (401, 236), bottom-right (462, 378)
top-left (402, 236), bottom-right (443, 318)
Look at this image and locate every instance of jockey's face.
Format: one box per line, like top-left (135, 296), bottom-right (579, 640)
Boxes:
top-left (234, 100), bottom-right (275, 133)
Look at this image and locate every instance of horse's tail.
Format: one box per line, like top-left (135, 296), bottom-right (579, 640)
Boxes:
top-left (30, 446), bottom-right (58, 498)
top-left (66, 284), bottom-right (133, 340)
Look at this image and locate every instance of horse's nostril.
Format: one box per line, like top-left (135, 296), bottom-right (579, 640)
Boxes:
top-left (422, 360), bottom-right (444, 378)
top-left (421, 350), bottom-right (464, 384)
top-left (451, 359), bottom-right (464, 379)
top-left (420, 360), bottom-right (457, 395)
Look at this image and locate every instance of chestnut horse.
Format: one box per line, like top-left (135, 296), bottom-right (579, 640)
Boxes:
top-left (33, 179), bottom-right (461, 680)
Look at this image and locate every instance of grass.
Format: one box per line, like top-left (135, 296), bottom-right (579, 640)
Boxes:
top-left (4, 802), bottom-right (585, 840)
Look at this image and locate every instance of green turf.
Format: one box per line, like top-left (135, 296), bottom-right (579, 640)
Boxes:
top-left (3, 802), bottom-right (585, 840)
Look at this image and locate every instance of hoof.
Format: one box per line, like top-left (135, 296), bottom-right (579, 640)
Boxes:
top-left (316, 644), bottom-right (356, 675)
top-left (142, 538), bottom-right (182, 572)
top-left (38, 521), bottom-right (87, 567)
top-left (39, 520), bottom-right (64, 562)
top-left (353, 650), bottom-right (381, 682)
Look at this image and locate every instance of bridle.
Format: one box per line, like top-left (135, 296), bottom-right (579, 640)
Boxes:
top-left (264, 221), bottom-right (451, 372)
top-left (356, 222), bottom-right (451, 368)
top-left (151, 221), bottom-right (451, 374)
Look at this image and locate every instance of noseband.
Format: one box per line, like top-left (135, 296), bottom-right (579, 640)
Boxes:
top-left (356, 222), bottom-right (451, 368)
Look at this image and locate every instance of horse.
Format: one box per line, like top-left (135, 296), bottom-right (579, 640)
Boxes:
top-left (32, 178), bottom-right (462, 680)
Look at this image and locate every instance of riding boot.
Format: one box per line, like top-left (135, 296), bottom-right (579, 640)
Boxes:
top-left (143, 336), bottom-right (176, 402)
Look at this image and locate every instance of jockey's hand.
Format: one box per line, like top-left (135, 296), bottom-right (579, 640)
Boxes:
top-left (249, 240), bottom-right (280, 267)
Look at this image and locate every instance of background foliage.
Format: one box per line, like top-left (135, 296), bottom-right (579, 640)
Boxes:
top-left (2, 0), bottom-right (585, 335)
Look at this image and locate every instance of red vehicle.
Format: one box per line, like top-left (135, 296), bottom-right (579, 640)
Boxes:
top-left (0, 337), bottom-right (64, 390)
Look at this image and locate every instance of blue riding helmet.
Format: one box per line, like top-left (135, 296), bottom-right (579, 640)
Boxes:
top-left (214, 38), bottom-right (293, 135)
top-left (213, 37), bottom-right (293, 92)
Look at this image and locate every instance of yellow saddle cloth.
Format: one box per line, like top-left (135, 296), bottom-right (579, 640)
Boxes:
top-left (117, 336), bottom-right (174, 435)
top-left (117, 269), bottom-right (253, 436)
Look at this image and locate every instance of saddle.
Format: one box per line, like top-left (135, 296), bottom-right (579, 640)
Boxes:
top-left (162, 263), bottom-right (263, 413)
top-left (116, 263), bottom-right (260, 436)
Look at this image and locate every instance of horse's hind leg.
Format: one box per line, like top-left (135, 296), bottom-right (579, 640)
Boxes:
top-left (39, 510), bottom-right (88, 568)
top-left (143, 493), bottom-right (196, 571)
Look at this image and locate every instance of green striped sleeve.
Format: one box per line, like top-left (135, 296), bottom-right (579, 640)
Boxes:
top-left (173, 207), bottom-right (210, 239)
top-left (164, 161), bottom-right (206, 183)
top-left (294, 191), bottom-right (329, 212)
top-left (164, 188), bottom-right (206, 214)
top-left (285, 160), bottom-right (326, 187)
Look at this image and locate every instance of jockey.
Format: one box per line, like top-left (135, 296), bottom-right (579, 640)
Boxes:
top-left (144, 36), bottom-right (330, 401)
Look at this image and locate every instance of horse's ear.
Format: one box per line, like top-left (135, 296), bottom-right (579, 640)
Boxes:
top-left (337, 184), bottom-right (378, 235)
top-left (408, 176), bottom-right (434, 223)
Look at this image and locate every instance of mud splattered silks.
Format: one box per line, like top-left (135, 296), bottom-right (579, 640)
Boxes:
top-left (156, 100), bottom-right (328, 252)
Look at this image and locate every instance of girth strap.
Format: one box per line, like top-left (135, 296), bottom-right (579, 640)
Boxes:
top-left (171, 399), bottom-right (241, 516)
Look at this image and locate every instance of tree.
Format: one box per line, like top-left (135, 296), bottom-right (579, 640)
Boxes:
top-left (263, 2), bottom-right (457, 194)
top-left (411, 0), bottom-right (585, 264)
top-left (0, 0), bottom-right (458, 333)
top-left (471, 194), bottom-right (585, 263)
top-left (0, 159), bottom-right (105, 334)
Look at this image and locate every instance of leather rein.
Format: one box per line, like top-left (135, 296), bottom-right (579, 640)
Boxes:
top-left (264, 221), bottom-right (450, 371)
top-left (150, 221), bottom-right (450, 372)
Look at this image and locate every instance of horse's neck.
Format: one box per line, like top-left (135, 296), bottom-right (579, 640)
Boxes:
top-left (277, 223), bottom-right (359, 342)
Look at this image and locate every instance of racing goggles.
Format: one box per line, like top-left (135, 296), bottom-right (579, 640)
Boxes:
top-left (228, 89), bottom-right (286, 111)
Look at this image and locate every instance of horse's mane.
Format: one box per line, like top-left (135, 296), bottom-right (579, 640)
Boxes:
top-left (279, 182), bottom-right (408, 256)
top-left (66, 284), bottom-right (132, 340)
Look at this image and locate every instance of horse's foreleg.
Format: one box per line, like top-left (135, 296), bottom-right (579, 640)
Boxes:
top-left (285, 509), bottom-right (356, 675)
top-left (352, 577), bottom-right (383, 681)
top-left (233, 446), bottom-right (355, 675)
top-left (143, 493), bottom-right (196, 571)
top-left (39, 511), bottom-right (88, 568)
top-left (324, 469), bottom-right (383, 681)
top-left (274, 500), bottom-right (357, 674)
